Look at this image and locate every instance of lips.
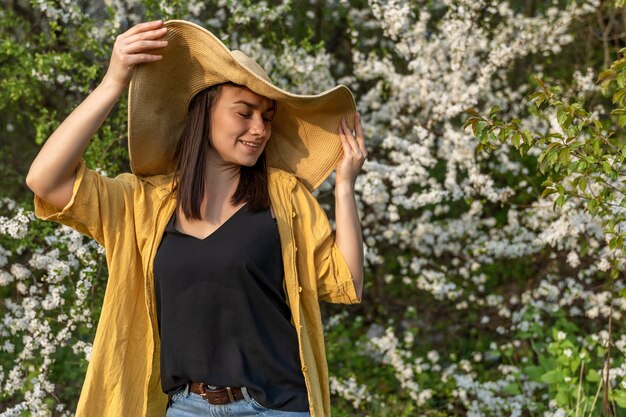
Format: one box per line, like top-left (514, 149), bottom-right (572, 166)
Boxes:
top-left (239, 140), bottom-right (261, 149)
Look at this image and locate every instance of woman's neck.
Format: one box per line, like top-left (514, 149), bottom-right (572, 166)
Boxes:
top-left (203, 159), bottom-right (241, 205)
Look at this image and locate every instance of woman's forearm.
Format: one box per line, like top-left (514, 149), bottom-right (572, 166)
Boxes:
top-left (334, 182), bottom-right (364, 301)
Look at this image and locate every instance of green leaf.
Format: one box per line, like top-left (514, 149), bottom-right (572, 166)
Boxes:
top-left (541, 188), bottom-right (557, 198)
top-left (602, 161), bottom-right (613, 176)
top-left (502, 383), bottom-right (520, 395)
top-left (558, 148), bottom-right (570, 165)
top-left (463, 117), bottom-right (477, 131)
top-left (593, 140), bottom-right (601, 156)
top-left (511, 132), bottom-right (521, 149)
top-left (541, 369), bottom-right (563, 384)
top-left (598, 69), bottom-right (614, 83)
top-left (557, 110), bottom-right (572, 130)
top-left (612, 389), bottom-right (626, 408)
top-left (534, 76), bottom-right (548, 90)
top-left (593, 119), bottom-right (602, 133)
top-left (587, 369), bottom-right (600, 382)
top-left (476, 121), bottom-right (488, 143)
top-left (524, 365), bottom-right (544, 382)
top-left (614, 89), bottom-right (626, 105)
top-left (555, 386), bottom-right (569, 406)
top-left (489, 105), bottom-right (500, 118)
top-left (555, 195), bottom-right (566, 208)
top-left (522, 131), bottom-right (534, 146)
top-left (556, 184), bottom-right (565, 194)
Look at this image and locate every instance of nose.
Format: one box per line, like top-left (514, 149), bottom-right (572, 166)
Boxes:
top-left (249, 114), bottom-right (268, 137)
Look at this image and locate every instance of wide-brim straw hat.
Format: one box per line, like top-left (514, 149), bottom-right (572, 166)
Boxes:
top-left (128, 19), bottom-right (357, 191)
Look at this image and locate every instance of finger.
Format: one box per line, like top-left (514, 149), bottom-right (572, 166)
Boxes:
top-left (339, 122), bottom-right (360, 166)
top-left (122, 53), bottom-right (164, 65)
top-left (338, 121), bottom-right (352, 154)
top-left (124, 20), bottom-right (164, 38)
top-left (125, 26), bottom-right (168, 44)
top-left (342, 118), bottom-right (366, 163)
top-left (354, 113), bottom-right (366, 147)
top-left (354, 113), bottom-right (368, 159)
top-left (123, 39), bottom-right (169, 54)
top-left (341, 117), bottom-right (362, 156)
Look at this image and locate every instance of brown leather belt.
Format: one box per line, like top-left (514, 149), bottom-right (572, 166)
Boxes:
top-left (188, 382), bottom-right (245, 405)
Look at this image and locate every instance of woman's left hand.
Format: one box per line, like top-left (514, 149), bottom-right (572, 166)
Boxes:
top-left (336, 112), bottom-right (367, 189)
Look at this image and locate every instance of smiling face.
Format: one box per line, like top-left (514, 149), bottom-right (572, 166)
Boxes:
top-left (207, 84), bottom-right (276, 167)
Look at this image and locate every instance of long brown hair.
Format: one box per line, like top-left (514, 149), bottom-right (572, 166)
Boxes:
top-left (172, 82), bottom-right (270, 220)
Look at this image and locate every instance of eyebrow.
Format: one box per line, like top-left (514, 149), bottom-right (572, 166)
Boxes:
top-left (233, 100), bottom-right (276, 113)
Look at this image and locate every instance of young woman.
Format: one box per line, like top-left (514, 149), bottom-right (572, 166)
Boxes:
top-left (26, 20), bottom-right (365, 417)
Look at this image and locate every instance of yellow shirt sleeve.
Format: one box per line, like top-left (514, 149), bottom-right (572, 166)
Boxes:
top-left (292, 180), bottom-right (361, 305)
top-left (33, 159), bottom-right (138, 247)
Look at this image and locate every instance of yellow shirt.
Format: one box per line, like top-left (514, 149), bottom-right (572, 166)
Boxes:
top-left (34, 159), bottom-right (360, 417)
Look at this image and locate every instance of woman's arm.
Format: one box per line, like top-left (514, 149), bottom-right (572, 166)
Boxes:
top-left (26, 20), bottom-right (168, 209)
top-left (335, 113), bottom-right (367, 301)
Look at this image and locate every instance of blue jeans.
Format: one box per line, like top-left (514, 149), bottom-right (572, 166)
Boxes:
top-left (165, 383), bottom-right (311, 417)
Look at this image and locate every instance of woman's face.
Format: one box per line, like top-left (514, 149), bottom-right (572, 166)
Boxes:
top-left (208, 85), bottom-right (276, 167)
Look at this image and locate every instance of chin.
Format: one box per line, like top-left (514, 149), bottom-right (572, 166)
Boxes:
top-left (239, 158), bottom-right (260, 167)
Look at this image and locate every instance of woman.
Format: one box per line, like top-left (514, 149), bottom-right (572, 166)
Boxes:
top-left (26, 20), bottom-right (365, 417)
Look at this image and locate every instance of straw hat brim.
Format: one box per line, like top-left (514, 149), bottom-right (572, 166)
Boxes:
top-left (128, 19), bottom-right (356, 191)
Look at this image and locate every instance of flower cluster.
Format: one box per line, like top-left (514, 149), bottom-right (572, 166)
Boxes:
top-left (0, 200), bottom-right (103, 416)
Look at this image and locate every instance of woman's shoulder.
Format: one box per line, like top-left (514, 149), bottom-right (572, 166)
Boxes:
top-left (103, 168), bottom-right (173, 187)
top-left (108, 170), bottom-right (175, 201)
top-left (136, 172), bottom-right (175, 189)
top-left (268, 166), bottom-right (298, 186)
top-left (267, 167), bottom-right (323, 211)
top-left (267, 167), bottom-right (316, 198)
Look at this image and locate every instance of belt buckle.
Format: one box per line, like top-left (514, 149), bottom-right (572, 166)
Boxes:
top-left (198, 383), bottom-right (210, 401)
top-left (225, 387), bottom-right (235, 402)
top-left (199, 383), bottom-right (236, 403)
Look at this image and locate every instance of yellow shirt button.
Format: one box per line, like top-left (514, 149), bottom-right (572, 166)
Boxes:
top-left (298, 286), bottom-right (303, 292)
top-left (292, 211), bottom-right (296, 218)
top-left (302, 365), bottom-right (307, 372)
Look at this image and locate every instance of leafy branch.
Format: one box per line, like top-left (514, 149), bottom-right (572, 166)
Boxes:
top-left (464, 48), bottom-right (626, 255)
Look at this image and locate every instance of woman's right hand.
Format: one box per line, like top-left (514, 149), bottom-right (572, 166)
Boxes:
top-left (103, 20), bottom-right (168, 91)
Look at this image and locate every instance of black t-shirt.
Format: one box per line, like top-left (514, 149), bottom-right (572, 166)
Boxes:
top-left (153, 203), bottom-right (309, 411)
